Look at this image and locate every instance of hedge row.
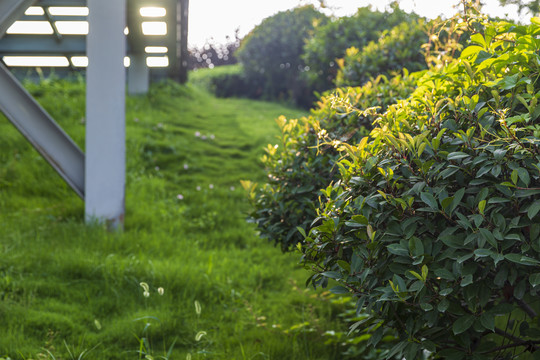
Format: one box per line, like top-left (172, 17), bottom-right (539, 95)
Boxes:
top-left (247, 7), bottom-right (540, 359)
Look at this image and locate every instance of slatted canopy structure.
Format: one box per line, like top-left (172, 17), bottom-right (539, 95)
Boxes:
top-left (0, 0), bottom-right (189, 228)
top-left (0, 0), bottom-right (189, 92)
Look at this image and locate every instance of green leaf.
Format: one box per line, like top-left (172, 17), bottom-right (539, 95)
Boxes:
top-left (450, 188), bottom-right (465, 214)
top-left (479, 228), bottom-right (498, 249)
top-left (527, 201), bottom-right (540, 219)
top-left (437, 349), bottom-right (466, 360)
top-left (517, 168), bottom-right (530, 187)
top-left (505, 254), bottom-right (540, 266)
top-left (438, 298), bottom-right (450, 313)
top-left (350, 214), bottom-right (368, 225)
top-left (453, 314), bottom-right (475, 335)
top-left (420, 192), bottom-right (438, 210)
top-left (421, 264), bottom-right (428, 281)
top-left (434, 268), bottom-right (456, 281)
top-left (478, 200), bottom-right (486, 215)
top-left (439, 288), bottom-right (453, 296)
top-left (474, 248), bottom-right (493, 257)
top-left (329, 286), bottom-right (350, 295)
top-left (409, 270), bottom-right (423, 282)
top-left (460, 45), bottom-right (484, 59)
top-left (321, 271), bottom-right (342, 279)
top-left (387, 244), bottom-right (409, 257)
top-left (461, 274), bottom-right (473, 287)
top-left (480, 312), bottom-right (495, 332)
top-left (447, 152), bottom-right (470, 160)
top-left (470, 33), bottom-right (487, 47)
top-left (337, 260), bottom-right (351, 273)
top-left (511, 169), bottom-right (519, 185)
top-left (501, 73), bottom-right (520, 90)
top-left (530, 273), bottom-right (540, 287)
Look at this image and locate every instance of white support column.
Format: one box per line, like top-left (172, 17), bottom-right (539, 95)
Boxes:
top-left (128, 53), bottom-right (149, 95)
top-left (85, 0), bottom-right (126, 228)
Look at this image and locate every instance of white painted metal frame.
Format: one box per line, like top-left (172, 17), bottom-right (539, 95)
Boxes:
top-left (0, 0), bottom-right (36, 37)
top-left (85, 0), bottom-right (126, 228)
top-left (0, 63), bottom-right (85, 197)
top-left (0, 0), bottom-right (85, 198)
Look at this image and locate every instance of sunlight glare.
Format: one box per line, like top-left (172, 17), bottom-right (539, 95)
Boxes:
top-left (141, 21), bottom-right (167, 35)
top-left (145, 46), bottom-right (168, 54)
top-left (55, 21), bottom-right (89, 35)
top-left (48, 7), bottom-right (89, 16)
top-left (140, 7), bottom-right (167, 17)
top-left (71, 56), bottom-right (88, 67)
top-left (7, 21), bottom-right (53, 34)
top-left (3, 56), bottom-right (69, 67)
top-left (24, 7), bottom-right (44, 16)
top-left (146, 56), bottom-right (169, 67)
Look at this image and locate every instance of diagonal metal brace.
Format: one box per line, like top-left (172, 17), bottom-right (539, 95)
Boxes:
top-left (0, 0), bottom-right (37, 39)
top-left (0, 62), bottom-right (85, 198)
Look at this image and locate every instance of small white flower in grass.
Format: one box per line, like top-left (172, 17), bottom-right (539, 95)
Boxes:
top-left (210, 134), bottom-right (215, 140)
top-left (140, 282), bottom-right (150, 297)
top-left (209, 184), bottom-right (214, 189)
top-left (230, 186), bottom-right (235, 191)
top-left (157, 287), bottom-right (164, 295)
top-left (195, 331), bottom-right (207, 341)
top-left (195, 131), bottom-right (201, 137)
top-left (134, 117), bottom-right (139, 122)
top-left (157, 123), bottom-right (163, 128)
top-left (196, 186), bottom-right (201, 191)
top-left (155, 166), bottom-right (160, 171)
top-left (201, 135), bottom-right (207, 140)
top-left (177, 194), bottom-right (184, 200)
top-left (183, 163), bottom-right (189, 170)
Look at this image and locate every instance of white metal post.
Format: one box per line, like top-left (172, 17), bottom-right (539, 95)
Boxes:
top-left (128, 53), bottom-right (149, 95)
top-left (85, 0), bottom-right (126, 228)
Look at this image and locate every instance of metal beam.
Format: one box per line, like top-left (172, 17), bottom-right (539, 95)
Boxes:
top-left (128, 53), bottom-right (149, 94)
top-left (85, 0), bottom-right (126, 227)
top-left (36, 0), bottom-right (85, 6)
top-left (0, 35), bottom-right (170, 55)
top-left (0, 35), bottom-right (85, 54)
top-left (0, 62), bottom-right (85, 197)
top-left (0, 0), bottom-right (37, 38)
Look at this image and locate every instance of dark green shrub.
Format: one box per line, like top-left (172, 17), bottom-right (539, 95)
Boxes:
top-left (302, 3), bottom-right (419, 92)
top-left (335, 19), bottom-right (428, 87)
top-left (301, 13), bottom-right (540, 359)
top-left (245, 71), bottom-right (420, 251)
top-left (189, 64), bottom-right (253, 98)
top-left (236, 5), bottom-right (328, 107)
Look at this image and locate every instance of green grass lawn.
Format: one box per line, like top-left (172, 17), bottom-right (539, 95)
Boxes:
top-left (0, 78), bottom-right (346, 359)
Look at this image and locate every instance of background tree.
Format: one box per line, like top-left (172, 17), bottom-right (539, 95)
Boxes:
top-left (236, 5), bottom-right (328, 107)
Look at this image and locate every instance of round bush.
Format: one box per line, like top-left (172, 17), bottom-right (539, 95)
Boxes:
top-left (236, 5), bottom-right (327, 107)
top-left (335, 19), bottom-right (428, 87)
top-left (302, 3), bottom-right (419, 92)
top-left (245, 70), bottom-right (420, 251)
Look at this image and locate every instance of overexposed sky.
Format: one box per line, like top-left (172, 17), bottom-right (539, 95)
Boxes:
top-left (188, 0), bottom-right (526, 47)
